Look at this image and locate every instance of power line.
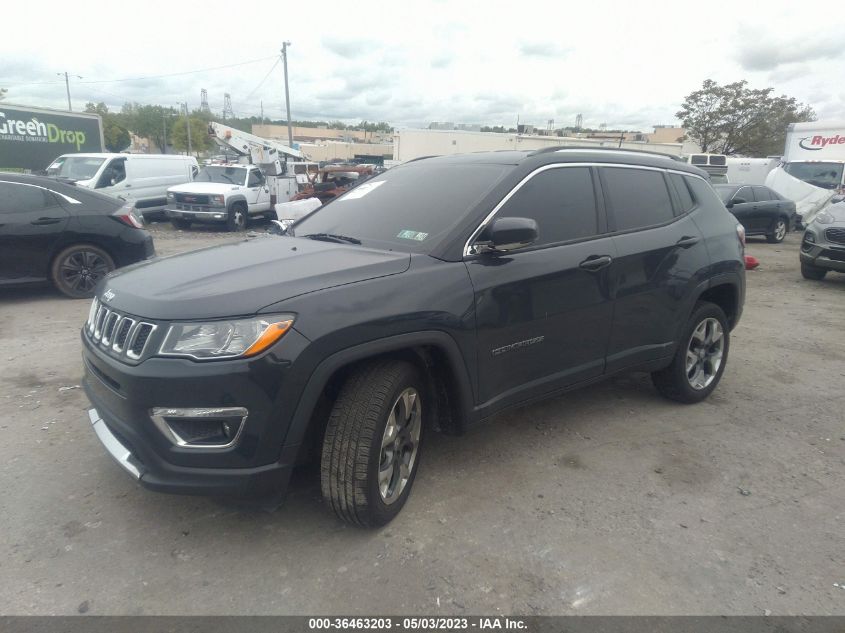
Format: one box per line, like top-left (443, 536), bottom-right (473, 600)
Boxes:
top-left (244, 58), bottom-right (280, 101)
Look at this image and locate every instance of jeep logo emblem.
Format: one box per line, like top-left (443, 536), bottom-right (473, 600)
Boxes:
top-left (102, 289), bottom-right (116, 302)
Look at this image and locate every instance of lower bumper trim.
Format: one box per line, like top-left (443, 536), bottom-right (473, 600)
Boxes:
top-left (88, 408), bottom-right (143, 479)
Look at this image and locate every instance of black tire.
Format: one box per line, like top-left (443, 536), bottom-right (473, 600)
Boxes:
top-left (652, 301), bottom-right (730, 404)
top-left (50, 244), bottom-right (115, 299)
top-left (227, 202), bottom-right (247, 232)
top-left (171, 218), bottom-right (192, 230)
top-left (801, 261), bottom-right (827, 280)
top-left (320, 360), bottom-right (426, 527)
top-left (766, 217), bottom-right (788, 243)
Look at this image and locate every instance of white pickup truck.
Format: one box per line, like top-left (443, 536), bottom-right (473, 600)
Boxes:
top-left (165, 164), bottom-right (272, 231)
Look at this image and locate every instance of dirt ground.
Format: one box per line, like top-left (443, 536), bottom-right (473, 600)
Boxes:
top-left (1, 222), bottom-right (843, 615)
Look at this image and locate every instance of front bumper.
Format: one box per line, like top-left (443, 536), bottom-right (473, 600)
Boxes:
top-left (165, 204), bottom-right (228, 222)
top-left (800, 232), bottom-right (845, 272)
top-left (82, 326), bottom-right (311, 497)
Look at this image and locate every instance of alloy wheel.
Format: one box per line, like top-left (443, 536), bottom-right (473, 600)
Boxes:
top-left (378, 388), bottom-right (422, 504)
top-left (774, 220), bottom-right (787, 241)
top-left (60, 250), bottom-right (110, 294)
top-left (685, 317), bottom-right (725, 390)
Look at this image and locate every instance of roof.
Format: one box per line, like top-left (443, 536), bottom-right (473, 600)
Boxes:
top-left (53, 153), bottom-right (194, 160)
top-left (411, 147), bottom-right (705, 176)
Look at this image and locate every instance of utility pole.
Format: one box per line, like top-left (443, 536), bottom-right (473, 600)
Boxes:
top-left (281, 41), bottom-right (293, 147)
top-left (57, 72), bottom-right (80, 111)
top-left (162, 114), bottom-right (168, 154)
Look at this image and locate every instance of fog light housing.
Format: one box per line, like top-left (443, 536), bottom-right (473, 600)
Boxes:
top-left (149, 407), bottom-right (248, 448)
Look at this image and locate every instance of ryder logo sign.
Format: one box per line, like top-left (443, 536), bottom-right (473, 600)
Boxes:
top-left (0, 110), bottom-right (87, 150)
top-left (798, 134), bottom-right (845, 151)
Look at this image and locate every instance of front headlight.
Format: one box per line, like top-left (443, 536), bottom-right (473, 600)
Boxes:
top-left (211, 194), bottom-right (226, 205)
top-left (167, 191), bottom-right (175, 200)
top-left (159, 315), bottom-right (294, 360)
top-left (815, 210), bottom-right (835, 224)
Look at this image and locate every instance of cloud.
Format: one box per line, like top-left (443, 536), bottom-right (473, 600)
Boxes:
top-left (736, 35), bottom-right (843, 71)
top-left (322, 38), bottom-right (378, 59)
top-left (518, 42), bottom-right (570, 58)
top-left (430, 54), bottom-right (453, 69)
top-left (768, 64), bottom-right (810, 83)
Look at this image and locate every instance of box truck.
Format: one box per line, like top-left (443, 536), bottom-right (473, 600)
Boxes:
top-left (766, 120), bottom-right (845, 224)
top-left (0, 103), bottom-right (104, 171)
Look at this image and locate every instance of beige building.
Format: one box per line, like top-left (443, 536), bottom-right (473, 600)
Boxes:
top-left (252, 124), bottom-right (391, 144)
top-left (299, 141), bottom-right (393, 162)
top-left (393, 129), bottom-right (685, 162)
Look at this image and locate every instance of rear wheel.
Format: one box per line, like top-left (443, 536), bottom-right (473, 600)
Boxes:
top-left (321, 360), bottom-right (425, 527)
top-left (51, 244), bottom-right (115, 299)
top-left (801, 261), bottom-right (827, 280)
top-left (227, 203), bottom-right (247, 232)
top-left (767, 217), bottom-right (788, 243)
top-left (171, 218), bottom-right (192, 230)
top-left (652, 302), bottom-right (729, 404)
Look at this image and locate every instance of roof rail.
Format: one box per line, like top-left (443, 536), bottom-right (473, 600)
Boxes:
top-left (528, 145), bottom-right (683, 162)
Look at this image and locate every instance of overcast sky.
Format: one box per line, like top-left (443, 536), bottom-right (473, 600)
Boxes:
top-left (2, 0), bottom-right (844, 131)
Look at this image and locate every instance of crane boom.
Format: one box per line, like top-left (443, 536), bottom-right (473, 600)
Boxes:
top-left (208, 121), bottom-right (304, 162)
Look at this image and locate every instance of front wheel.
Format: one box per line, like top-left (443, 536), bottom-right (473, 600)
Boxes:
top-left (801, 261), bottom-right (827, 280)
top-left (652, 302), bottom-right (730, 404)
top-left (321, 360), bottom-right (425, 527)
top-left (767, 217), bottom-right (788, 243)
top-left (50, 244), bottom-right (115, 299)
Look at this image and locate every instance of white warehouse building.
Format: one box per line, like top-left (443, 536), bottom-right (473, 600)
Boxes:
top-left (393, 128), bottom-right (685, 162)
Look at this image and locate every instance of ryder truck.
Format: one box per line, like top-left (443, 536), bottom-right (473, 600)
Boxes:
top-left (766, 120), bottom-right (845, 225)
top-left (0, 103), bottom-right (104, 172)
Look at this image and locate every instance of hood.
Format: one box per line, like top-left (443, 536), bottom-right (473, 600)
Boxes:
top-left (99, 236), bottom-right (411, 320)
top-left (168, 182), bottom-right (243, 194)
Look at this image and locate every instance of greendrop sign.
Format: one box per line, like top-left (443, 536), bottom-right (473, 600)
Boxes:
top-left (0, 106), bottom-right (103, 170)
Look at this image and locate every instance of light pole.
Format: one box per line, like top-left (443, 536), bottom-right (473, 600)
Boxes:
top-left (57, 72), bottom-right (81, 111)
top-left (281, 41), bottom-right (293, 148)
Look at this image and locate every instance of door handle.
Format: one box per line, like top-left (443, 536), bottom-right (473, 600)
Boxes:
top-left (31, 217), bottom-right (63, 226)
top-left (579, 255), bottom-right (613, 271)
top-left (124, 184), bottom-right (131, 187)
top-left (676, 235), bottom-right (700, 248)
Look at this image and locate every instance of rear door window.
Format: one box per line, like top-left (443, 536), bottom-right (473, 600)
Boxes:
top-left (601, 167), bottom-right (674, 231)
top-left (752, 186), bottom-right (771, 202)
top-left (0, 182), bottom-right (53, 214)
top-left (494, 166), bottom-right (599, 246)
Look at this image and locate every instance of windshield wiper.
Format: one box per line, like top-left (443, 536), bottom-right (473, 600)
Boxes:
top-left (301, 233), bottom-right (362, 245)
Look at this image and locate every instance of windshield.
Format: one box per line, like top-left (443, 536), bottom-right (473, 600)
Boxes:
top-left (292, 162), bottom-right (509, 252)
top-left (713, 185), bottom-right (739, 202)
top-left (195, 166), bottom-right (247, 185)
top-left (784, 162), bottom-right (845, 190)
top-left (46, 156), bottom-right (105, 181)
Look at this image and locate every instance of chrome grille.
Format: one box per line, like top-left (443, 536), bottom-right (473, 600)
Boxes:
top-left (85, 298), bottom-right (157, 362)
top-left (825, 227), bottom-right (845, 246)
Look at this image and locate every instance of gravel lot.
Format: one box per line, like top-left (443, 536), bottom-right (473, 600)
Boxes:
top-left (1, 222), bottom-right (843, 615)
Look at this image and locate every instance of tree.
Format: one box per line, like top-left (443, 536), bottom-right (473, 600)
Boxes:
top-left (121, 103), bottom-right (176, 152)
top-left (170, 116), bottom-right (213, 154)
top-left (0, 88), bottom-right (6, 101)
top-left (84, 102), bottom-right (130, 152)
top-left (677, 79), bottom-right (815, 156)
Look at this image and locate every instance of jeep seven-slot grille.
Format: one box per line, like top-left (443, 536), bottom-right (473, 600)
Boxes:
top-left (86, 298), bottom-right (158, 362)
top-left (825, 227), bottom-right (845, 246)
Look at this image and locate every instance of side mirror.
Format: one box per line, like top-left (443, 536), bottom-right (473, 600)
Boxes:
top-left (831, 194), bottom-right (845, 204)
top-left (475, 217), bottom-right (539, 254)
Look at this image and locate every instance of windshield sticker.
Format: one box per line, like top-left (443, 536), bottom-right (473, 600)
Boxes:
top-left (337, 180), bottom-right (385, 200)
top-left (397, 230), bottom-right (429, 241)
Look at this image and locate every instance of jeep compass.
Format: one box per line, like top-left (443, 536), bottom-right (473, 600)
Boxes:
top-left (81, 148), bottom-right (745, 526)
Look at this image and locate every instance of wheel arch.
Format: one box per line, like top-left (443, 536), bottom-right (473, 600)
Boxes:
top-left (286, 331), bottom-right (475, 465)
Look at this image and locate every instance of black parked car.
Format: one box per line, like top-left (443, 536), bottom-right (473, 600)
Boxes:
top-left (0, 173), bottom-right (154, 298)
top-left (81, 148), bottom-right (745, 526)
top-left (714, 184), bottom-right (797, 243)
